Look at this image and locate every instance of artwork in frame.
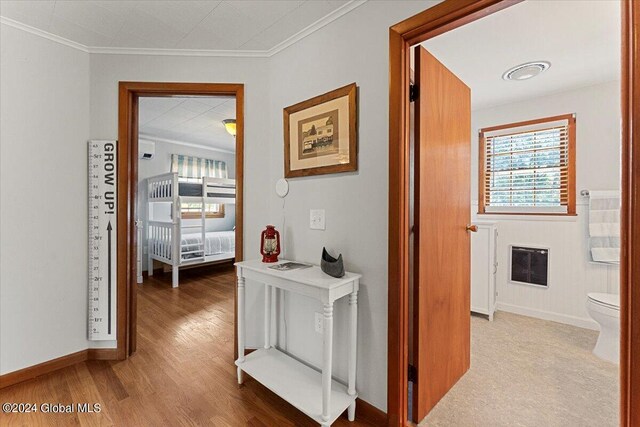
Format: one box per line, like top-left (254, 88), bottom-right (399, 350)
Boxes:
top-left (284, 83), bottom-right (357, 178)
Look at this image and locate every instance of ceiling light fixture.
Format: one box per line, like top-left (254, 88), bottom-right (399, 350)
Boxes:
top-left (222, 119), bottom-right (236, 137)
top-left (502, 61), bottom-right (551, 81)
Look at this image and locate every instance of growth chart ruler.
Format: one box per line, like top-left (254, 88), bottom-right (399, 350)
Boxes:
top-left (88, 140), bottom-right (117, 340)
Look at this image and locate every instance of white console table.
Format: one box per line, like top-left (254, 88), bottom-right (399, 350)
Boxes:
top-left (234, 259), bottom-right (360, 427)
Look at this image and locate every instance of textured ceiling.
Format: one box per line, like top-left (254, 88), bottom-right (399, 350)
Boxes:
top-left (0, 0), bottom-right (355, 51)
top-left (420, 0), bottom-right (620, 111)
top-left (139, 96), bottom-right (236, 152)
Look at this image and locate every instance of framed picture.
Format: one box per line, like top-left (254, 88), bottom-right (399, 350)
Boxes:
top-left (284, 83), bottom-right (357, 178)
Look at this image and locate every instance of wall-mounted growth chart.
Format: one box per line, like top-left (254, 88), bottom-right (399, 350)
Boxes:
top-left (88, 140), bottom-right (117, 340)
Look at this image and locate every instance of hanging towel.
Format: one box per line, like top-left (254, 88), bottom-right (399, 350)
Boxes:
top-left (589, 190), bottom-right (620, 264)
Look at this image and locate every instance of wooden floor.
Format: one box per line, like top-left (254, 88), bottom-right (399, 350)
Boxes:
top-left (0, 265), bottom-right (378, 426)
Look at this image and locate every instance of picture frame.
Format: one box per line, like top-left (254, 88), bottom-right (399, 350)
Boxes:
top-left (283, 83), bottom-right (357, 178)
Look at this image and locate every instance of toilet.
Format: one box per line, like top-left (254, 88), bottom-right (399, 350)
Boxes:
top-left (586, 293), bottom-right (620, 364)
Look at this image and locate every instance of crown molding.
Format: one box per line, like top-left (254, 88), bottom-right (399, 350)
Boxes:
top-left (0, 16), bottom-right (89, 53)
top-left (88, 46), bottom-right (270, 57)
top-left (139, 134), bottom-right (236, 155)
top-left (0, 0), bottom-right (367, 58)
top-left (266, 0), bottom-right (367, 57)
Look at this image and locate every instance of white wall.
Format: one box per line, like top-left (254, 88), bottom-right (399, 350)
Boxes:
top-left (0, 25), bottom-right (91, 374)
top-left (471, 81), bottom-right (621, 328)
top-left (266, 0), bottom-right (434, 411)
top-left (137, 138), bottom-right (236, 272)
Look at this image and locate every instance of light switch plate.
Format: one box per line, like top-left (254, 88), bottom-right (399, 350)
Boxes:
top-left (310, 209), bottom-right (326, 230)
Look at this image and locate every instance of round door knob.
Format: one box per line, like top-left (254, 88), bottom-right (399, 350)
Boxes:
top-left (466, 224), bottom-right (478, 232)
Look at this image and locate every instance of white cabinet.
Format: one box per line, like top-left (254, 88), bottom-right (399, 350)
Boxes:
top-left (471, 222), bottom-right (497, 320)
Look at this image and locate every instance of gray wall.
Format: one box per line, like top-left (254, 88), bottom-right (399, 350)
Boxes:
top-left (266, 1), bottom-right (434, 410)
top-left (89, 52), bottom-right (271, 350)
top-left (137, 138), bottom-right (236, 272)
top-left (2, 1), bottom-right (439, 410)
top-left (1, 25), bottom-right (91, 374)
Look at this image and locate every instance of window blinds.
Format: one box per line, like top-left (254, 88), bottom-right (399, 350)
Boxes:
top-left (481, 116), bottom-right (573, 213)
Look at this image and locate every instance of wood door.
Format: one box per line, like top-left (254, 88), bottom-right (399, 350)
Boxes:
top-left (412, 45), bottom-right (471, 422)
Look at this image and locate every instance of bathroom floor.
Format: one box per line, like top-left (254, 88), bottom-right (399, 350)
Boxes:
top-left (420, 311), bottom-right (618, 427)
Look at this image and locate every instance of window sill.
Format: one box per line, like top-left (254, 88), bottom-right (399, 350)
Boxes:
top-left (476, 212), bottom-right (578, 222)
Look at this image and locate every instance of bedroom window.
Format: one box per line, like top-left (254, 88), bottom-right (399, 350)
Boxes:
top-left (181, 203), bottom-right (225, 219)
top-left (171, 154), bottom-right (228, 180)
top-left (171, 154), bottom-right (228, 219)
top-left (478, 113), bottom-right (576, 215)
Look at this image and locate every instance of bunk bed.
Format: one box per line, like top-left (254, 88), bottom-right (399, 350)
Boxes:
top-left (147, 172), bottom-right (236, 287)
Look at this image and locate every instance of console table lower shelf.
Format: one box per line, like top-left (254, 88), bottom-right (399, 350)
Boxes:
top-left (236, 348), bottom-right (357, 425)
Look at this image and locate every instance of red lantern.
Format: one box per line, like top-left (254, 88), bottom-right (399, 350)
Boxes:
top-left (260, 225), bottom-right (281, 263)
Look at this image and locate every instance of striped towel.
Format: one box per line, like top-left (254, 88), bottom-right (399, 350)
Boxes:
top-left (589, 191), bottom-right (620, 264)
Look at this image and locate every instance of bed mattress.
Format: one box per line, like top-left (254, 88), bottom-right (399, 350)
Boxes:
top-left (181, 230), bottom-right (235, 257)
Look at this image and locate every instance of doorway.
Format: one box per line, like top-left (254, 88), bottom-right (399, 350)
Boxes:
top-left (117, 82), bottom-right (244, 359)
top-left (388, 1), bottom-right (639, 426)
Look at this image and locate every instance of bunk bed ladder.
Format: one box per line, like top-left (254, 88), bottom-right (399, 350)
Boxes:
top-left (171, 174), bottom-right (180, 287)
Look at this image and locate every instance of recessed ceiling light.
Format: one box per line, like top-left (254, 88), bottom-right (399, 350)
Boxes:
top-left (502, 61), bottom-right (551, 81)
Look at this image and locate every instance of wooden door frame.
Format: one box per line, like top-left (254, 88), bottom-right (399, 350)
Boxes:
top-left (116, 82), bottom-right (244, 360)
top-left (388, 1), bottom-right (639, 426)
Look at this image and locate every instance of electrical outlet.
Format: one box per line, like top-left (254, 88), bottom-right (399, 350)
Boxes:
top-left (314, 312), bottom-right (324, 334)
top-left (310, 209), bottom-right (326, 230)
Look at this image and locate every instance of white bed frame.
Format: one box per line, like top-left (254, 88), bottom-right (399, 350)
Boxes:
top-left (147, 172), bottom-right (236, 287)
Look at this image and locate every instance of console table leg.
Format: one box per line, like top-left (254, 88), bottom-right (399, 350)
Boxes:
top-left (322, 302), bottom-right (334, 423)
top-left (347, 288), bottom-right (358, 421)
top-left (264, 284), bottom-right (271, 349)
top-left (237, 275), bottom-right (245, 384)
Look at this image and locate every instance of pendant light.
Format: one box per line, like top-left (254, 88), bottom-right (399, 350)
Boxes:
top-left (222, 119), bottom-right (236, 137)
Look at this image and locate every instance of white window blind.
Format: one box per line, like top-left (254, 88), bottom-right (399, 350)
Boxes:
top-left (480, 115), bottom-right (575, 214)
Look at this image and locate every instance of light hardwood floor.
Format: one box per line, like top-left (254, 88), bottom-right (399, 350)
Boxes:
top-left (0, 265), bottom-right (378, 426)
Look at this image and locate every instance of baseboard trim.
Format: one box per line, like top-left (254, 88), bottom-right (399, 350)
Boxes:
top-left (88, 348), bottom-right (120, 360)
top-left (355, 398), bottom-right (387, 425)
top-left (0, 347), bottom-right (121, 389)
top-left (496, 302), bottom-right (599, 330)
top-left (0, 349), bottom-right (89, 389)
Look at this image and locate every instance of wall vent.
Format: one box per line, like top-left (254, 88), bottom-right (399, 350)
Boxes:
top-left (139, 140), bottom-right (155, 160)
top-left (510, 246), bottom-right (549, 287)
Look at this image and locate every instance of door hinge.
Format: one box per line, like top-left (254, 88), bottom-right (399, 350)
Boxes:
top-left (409, 84), bottom-right (418, 102)
top-left (408, 364), bottom-right (417, 383)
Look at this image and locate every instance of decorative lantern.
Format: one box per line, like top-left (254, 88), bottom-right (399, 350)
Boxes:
top-left (260, 225), bottom-right (281, 263)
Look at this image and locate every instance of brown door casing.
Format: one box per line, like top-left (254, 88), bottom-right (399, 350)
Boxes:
top-left (118, 82), bottom-right (244, 360)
